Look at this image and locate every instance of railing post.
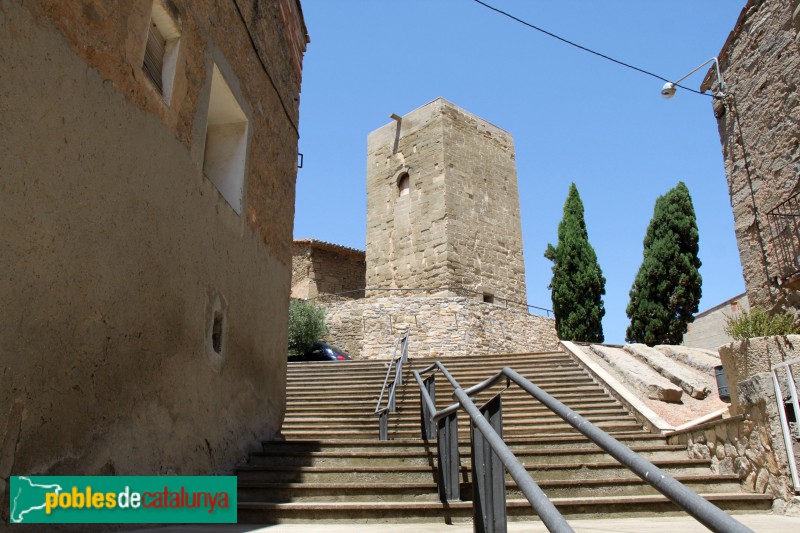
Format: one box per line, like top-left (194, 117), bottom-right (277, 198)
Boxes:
top-left (388, 382), bottom-right (396, 412)
top-left (471, 393), bottom-right (506, 533)
top-left (437, 411), bottom-right (460, 502)
top-left (379, 409), bottom-right (388, 441)
top-left (421, 375), bottom-right (436, 440)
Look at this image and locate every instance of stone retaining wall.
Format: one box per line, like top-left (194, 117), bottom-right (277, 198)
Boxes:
top-left (668, 373), bottom-right (798, 512)
top-left (719, 335), bottom-right (800, 415)
top-left (321, 296), bottom-right (558, 359)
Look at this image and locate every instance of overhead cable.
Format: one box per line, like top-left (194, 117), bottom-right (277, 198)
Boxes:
top-left (472, 0), bottom-right (714, 97)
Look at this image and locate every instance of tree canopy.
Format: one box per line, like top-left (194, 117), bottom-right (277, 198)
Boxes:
top-left (626, 182), bottom-right (702, 346)
top-left (544, 183), bottom-right (606, 342)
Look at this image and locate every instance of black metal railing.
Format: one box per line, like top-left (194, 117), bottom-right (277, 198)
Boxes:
top-left (412, 361), bottom-right (755, 533)
top-left (374, 329), bottom-right (410, 440)
top-left (767, 191), bottom-right (800, 283)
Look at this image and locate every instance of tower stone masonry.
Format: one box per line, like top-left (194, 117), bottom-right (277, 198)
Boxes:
top-left (365, 98), bottom-right (528, 305)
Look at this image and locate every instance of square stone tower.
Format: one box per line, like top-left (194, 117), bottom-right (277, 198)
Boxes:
top-left (366, 98), bottom-right (527, 304)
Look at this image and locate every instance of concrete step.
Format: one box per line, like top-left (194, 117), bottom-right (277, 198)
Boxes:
top-left (236, 461), bottom-right (724, 486)
top-left (285, 398), bottom-right (626, 415)
top-left (282, 410), bottom-right (634, 427)
top-left (237, 493), bottom-right (773, 523)
top-left (291, 365), bottom-right (596, 380)
top-left (264, 433), bottom-right (668, 453)
top-left (286, 386), bottom-right (615, 403)
top-left (246, 445), bottom-right (693, 467)
top-left (283, 409), bottom-right (632, 426)
top-left (283, 420), bottom-right (647, 440)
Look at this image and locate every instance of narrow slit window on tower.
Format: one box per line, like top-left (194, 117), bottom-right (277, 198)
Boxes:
top-left (203, 64), bottom-right (249, 214)
top-left (483, 293), bottom-right (494, 304)
top-left (397, 173), bottom-right (410, 197)
top-left (142, 1), bottom-right (181, 103)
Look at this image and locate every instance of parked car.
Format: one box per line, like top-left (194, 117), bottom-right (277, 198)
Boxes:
top-left (289, 342), bottom-right (352, 362)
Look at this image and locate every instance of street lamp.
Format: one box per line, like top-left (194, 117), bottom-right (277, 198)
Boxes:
top-left (660, 56), bottom-right (727, 99)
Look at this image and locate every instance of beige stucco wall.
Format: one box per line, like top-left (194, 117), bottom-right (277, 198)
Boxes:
top-left (322, 297), bottom-right (558, 359)
top-left (683, 293), bottom-right (750, 350)
top-left (0, 0), bottom-right (305, 513)
top-left (708, 0), bottom-right (800, 312)
top-left (365, 99), bottom-right (527, 304)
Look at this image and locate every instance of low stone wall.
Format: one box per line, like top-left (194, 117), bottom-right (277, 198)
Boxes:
top-left (667, 373), bottom-right (798, 512)
top-left (321, 296), bottom-right (558, 359)
top-left (719, 335), bottom-right (800, 415)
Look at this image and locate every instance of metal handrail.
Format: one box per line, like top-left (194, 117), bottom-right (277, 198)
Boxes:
top-left (375, 329), bottom-right (410, 440)
top-left (771, 356), bottom-right (800, 492)
top-left (414, 361), bottom-right (755, 533)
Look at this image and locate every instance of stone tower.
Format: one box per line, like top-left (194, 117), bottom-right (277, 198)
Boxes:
top-left (366, 98), bottom-right (527, 304)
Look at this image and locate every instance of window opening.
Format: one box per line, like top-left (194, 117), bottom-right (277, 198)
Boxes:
top-left (142, 1), bottom-right (180, 103)
top-left (397, 173), bottom-right (410, 197)
top-left (203, 64), bottom-right (249, 214)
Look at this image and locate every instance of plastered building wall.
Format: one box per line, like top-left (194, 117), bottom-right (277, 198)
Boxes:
top-left (704, 0), bottom-right (800, 312)
top-left (0, 0), bottom-right (306, 511)
top-left (682, 293), bottom-right (750, 350)
top-left (365, 98), bottom-right (527, 304)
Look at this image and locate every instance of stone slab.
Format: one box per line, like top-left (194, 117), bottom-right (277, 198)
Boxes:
top-left (625, 344), bottom-right (713, 399)
top-left (589, 345), bottom-right (683, 403)
top-left (656, 345), bottom-right (721, 374)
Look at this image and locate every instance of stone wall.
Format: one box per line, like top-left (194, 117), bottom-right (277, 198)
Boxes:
top-left (719, 335), bottom-right (800, 415)
top-left (321, 296), bottom-right (558, 359)
top-left (683, 293), bottom-right (749, 350)
top-left (668, 373), bottom-right (798, 512)
top-left (0, 0), bottom-right (307, 514)
top-left (704, 0), bottom-right (800, 311)
top-left (365, 98), bottom-right (527, 304)
top-left (291, 240), bottom-right (366, 300)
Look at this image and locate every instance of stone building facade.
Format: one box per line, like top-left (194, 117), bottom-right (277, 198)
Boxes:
top-left (0, 0), bottom-right (307, 507)
top-left (702, 0), bottom-right (800, 313)
top-left (291, 239), bottom-right (366, 300)
top-left (301, 99), bottom-right (556, 358)
top-left (365, 98), bottom-right (528, 305)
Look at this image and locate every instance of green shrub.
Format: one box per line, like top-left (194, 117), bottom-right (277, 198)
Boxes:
top-left (287, 299), bottom-right (329, 356)
top-left (724, 307), bottom-right (800, 341)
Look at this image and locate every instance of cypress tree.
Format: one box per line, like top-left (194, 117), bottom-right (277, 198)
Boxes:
top-left (626, 182), bottom-right (702, 345)
top-left (545, 183), bottom-right (606, 342)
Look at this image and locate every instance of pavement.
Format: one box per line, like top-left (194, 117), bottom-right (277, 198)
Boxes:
top-left (124, 513), bottom-right (800, 532)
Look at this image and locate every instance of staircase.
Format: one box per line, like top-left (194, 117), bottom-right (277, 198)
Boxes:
top-left (237, 350), bottom-right (772, 523)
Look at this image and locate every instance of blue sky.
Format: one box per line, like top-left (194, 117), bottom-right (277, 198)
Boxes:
top-left (294, 1), bottom-right (747, 344)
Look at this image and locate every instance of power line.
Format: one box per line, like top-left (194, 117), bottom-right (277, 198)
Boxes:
top-left (471, 0), bottom-right (713, 98)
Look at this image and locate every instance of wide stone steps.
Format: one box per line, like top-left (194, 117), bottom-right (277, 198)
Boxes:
top-left (243, 445), bottom-right (699, 468)
top-left (237, 493), bottom-right (773, 523)
top-left (237, 459), bottom-right (719, 485)
top-left (237, 351), bottom-right (771, 523)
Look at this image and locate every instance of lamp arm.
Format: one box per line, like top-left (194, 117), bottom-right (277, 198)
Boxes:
top-left (673, 56), bottom-right (725, 91)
